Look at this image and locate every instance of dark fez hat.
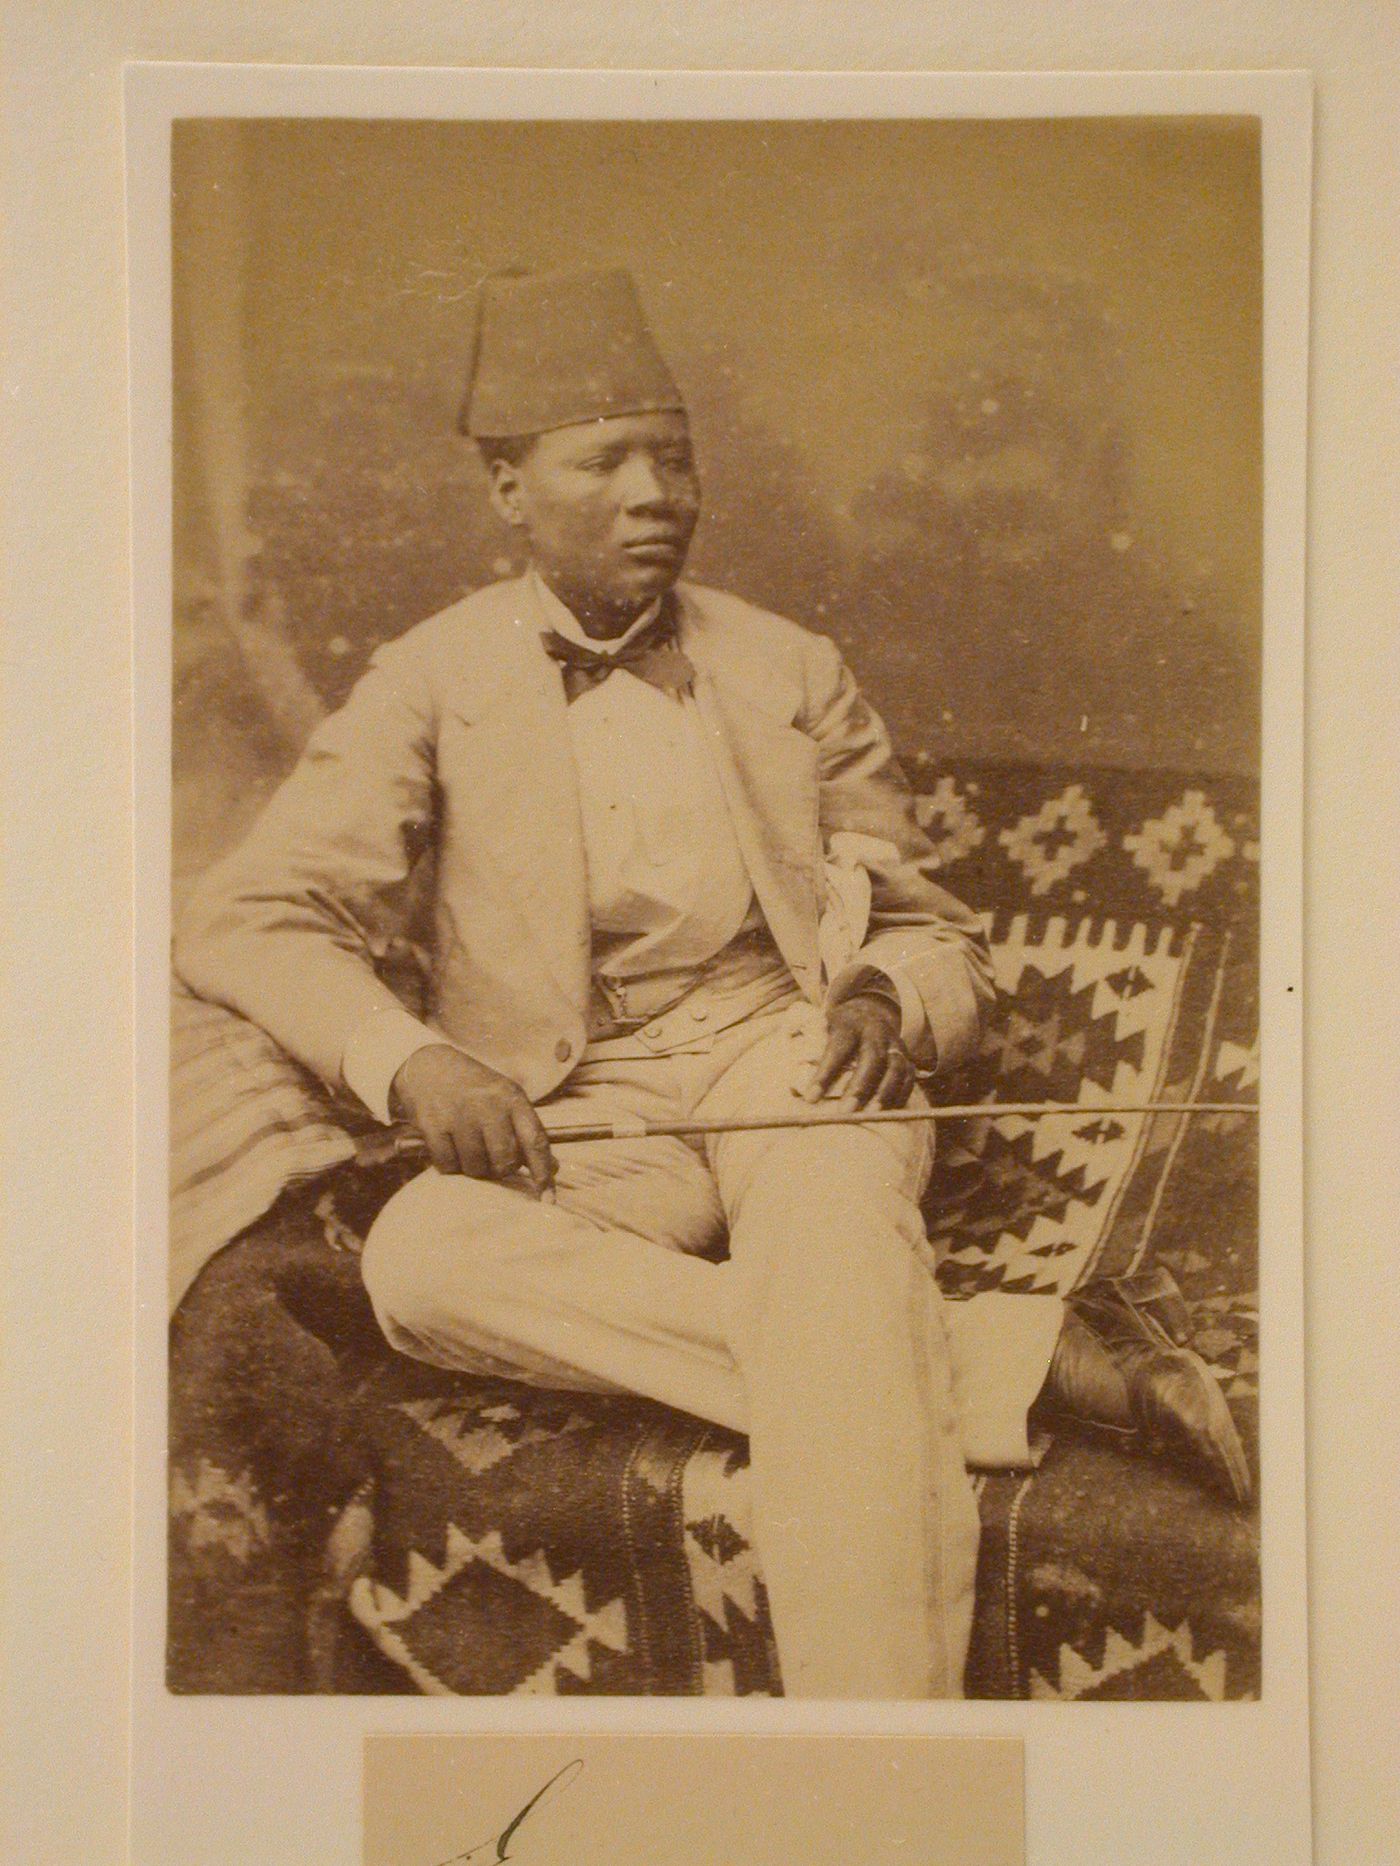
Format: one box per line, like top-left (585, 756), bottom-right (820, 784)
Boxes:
top-left (459, 267), bottom-right (684, 439)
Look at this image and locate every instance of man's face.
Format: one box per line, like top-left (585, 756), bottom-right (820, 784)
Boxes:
top-left (487, 410), bottom-right (701, 632)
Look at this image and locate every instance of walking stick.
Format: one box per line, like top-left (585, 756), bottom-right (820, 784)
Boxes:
top-left (384, 1099), bottom-right (1256, 1158)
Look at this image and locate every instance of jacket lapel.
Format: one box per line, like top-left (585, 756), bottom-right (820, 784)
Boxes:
top-left (441, 578), bottom-right (825, 1014)
top-left (681, 599), bottom-right (823, 995)
top-left (442, 582), bottom-right (590, 1010)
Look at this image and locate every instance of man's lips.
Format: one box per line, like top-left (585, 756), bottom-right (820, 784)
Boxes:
top-left (619, 536), bottom-right (685, 563)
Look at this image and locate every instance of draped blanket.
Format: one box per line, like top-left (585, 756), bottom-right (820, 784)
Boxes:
top-left (169, 763), bottom-right (1259, 1699)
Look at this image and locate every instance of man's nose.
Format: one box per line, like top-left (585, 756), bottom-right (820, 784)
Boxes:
top-left (617, 455), bottom-right (672, 509)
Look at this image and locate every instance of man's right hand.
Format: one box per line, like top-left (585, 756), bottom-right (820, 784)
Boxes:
top-left (389, 1044), bottom-right (557, 1198)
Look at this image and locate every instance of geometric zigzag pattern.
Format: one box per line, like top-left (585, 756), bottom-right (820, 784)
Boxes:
top-left (680, 1438), bottom-right (776, 1698)
top-left (1028, 1613), bottom-right (1230, 1702)
top-left (928, 915), bottom-right (1220, 1299)
top-left (168, 764), bottom-right (1260, 1704)
top-left (327, 898), bottom-right (1253, 1701)
top-left (348, 1522), bottom-right (631, 1696)
top-left (332, 1372), bottom-right (1257, 1701)
top-left (325, 896), bottom-right (1250, 1698)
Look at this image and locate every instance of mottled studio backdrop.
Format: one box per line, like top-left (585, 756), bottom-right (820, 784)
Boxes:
top-left (171, 117), bottom-right (1261, 886)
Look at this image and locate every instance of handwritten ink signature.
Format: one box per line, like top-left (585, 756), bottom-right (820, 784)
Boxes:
top-left (434, 1758), bottom-right (585, 1865)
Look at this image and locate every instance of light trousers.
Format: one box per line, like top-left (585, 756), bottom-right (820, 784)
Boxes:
top-left (360, 992), bottom-right (1060, 1699)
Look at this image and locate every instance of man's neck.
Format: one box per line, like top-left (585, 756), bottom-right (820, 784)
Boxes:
top-left (529, 569), bottom-right (665, 646)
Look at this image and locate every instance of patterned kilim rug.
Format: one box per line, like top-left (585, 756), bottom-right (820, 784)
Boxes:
top-left (168, 762), bottom-right (1259, 1700)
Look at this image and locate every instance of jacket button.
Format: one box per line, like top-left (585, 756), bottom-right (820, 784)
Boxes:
top-left (555, 1037), bottom-right (573, 1063)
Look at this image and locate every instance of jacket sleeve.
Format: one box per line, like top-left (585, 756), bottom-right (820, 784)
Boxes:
top-left (798, 631), bottom-right (995, 1074)
top-left (173, 637), bottom-right (439, 1095)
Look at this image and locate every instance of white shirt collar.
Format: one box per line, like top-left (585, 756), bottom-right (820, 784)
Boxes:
top-left (529, 569), bottom-right (662, 655)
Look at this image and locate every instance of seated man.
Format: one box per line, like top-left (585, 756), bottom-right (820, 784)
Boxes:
top-left (175, 267), bottom-right (1246, 1699)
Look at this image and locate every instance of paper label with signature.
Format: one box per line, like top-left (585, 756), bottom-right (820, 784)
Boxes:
top-left (364, 1731), bottom-right (1024, 1866)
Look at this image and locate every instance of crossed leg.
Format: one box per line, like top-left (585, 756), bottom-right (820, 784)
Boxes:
top-left (360, 1123), bottom-right (746, 1427)
top-left (361, 1007), bottom-right (985, 1696)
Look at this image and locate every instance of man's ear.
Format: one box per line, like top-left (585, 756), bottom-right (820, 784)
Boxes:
top-left (486, 458), bottom-right (527, 530)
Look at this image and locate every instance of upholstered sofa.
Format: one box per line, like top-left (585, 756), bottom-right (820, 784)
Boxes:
top-left (169, 760), bottom-right (1259, 1700)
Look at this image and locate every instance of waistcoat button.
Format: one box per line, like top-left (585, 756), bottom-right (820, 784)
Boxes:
top-left (555, 1037), bottom-right (573, 1063)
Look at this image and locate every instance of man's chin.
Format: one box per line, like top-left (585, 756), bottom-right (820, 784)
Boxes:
top-left (540, 554), bottom-right (688, 628)
top-left (610, 554), bottom-right (687, 604)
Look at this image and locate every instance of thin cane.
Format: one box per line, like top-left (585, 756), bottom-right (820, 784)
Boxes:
top-left (383, 1099), bottom-right (1257, 1159)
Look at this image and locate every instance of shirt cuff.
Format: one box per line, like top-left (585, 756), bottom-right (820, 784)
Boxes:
top-left (341, 1006), bottom-right (446, 1125)
top-left (825, 961), bottom-right (933, 1067)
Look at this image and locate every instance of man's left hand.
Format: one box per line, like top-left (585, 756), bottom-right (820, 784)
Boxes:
top-left (805, 993), bottom-right (917, 1110)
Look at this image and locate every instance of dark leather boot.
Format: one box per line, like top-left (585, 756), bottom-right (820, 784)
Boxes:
top-left (1046, 1264), bottom-right (1251, 1506)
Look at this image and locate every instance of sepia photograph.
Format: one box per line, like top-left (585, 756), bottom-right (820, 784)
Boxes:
top-left (162, 111), bottom-right (1265, 1706)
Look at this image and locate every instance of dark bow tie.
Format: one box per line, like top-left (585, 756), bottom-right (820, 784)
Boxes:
top-left (540, 605), bottom-right (696, 704)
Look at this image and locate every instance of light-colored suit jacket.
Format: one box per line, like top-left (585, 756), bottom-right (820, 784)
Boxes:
top-left (175, 578), bottom-right (994, 1104)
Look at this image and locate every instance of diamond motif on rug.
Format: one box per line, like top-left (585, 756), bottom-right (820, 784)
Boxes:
top-left (981, 963), bottom-right (1146, 1103)
top-left (915, 776), bottom-right (986, 865)
top-left (349, 1524), bottom-right (629, 1695)
top-left (998, 785), bottom-right (1107, 895)
top-left (687, 1512), bottom-right (749, 1567)
top-left (1123, 790), bottom-right (1236, 905)
top-left (1072, 1117), bottom-right (1126, 1144)
top-left (1105, 962), bottom-right (1153, 1000)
